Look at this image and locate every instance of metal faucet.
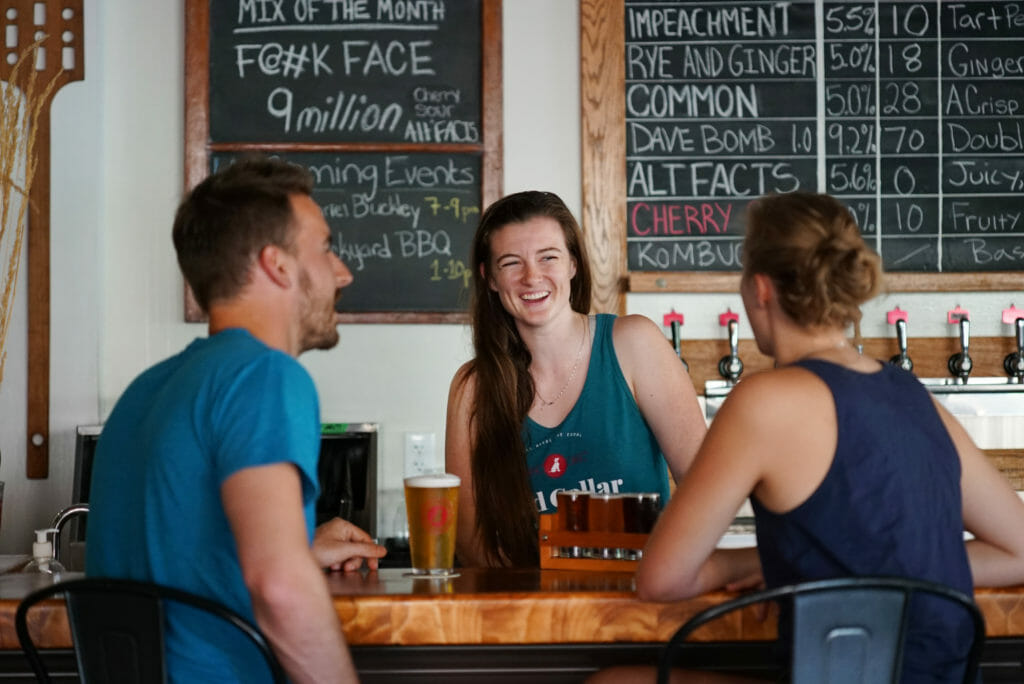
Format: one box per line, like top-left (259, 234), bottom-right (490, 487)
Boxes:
top-left (947, 316), bottom-right (973, 384)
top-left (1004, 317), bottom-right (1024, 383)
top-left (718, 318), bottom-right (744, 384)
top-left (668, 319), bottom-right (689, 372)
top-left (51, 503), bottom-right (89, 566)
top-left (888, 318), bottom-right (913, 372)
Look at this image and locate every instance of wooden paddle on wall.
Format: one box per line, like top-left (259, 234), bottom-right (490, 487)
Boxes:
top-left (0, 1), bottom-right (84, 478)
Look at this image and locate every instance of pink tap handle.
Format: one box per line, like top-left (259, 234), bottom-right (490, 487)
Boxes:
top-left (1002, 305), bottom-right (1024, 324)
top-left (663, 310), bottom-right (684, 327)
top-left (886, 307), bottom-right (908, 325)
top-left (947, 306), bottom-right (970, 324)
top-left (718, 309), bottom-right (740, 326)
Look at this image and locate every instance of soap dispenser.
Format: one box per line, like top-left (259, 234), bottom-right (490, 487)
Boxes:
top-left (23, 528), bottom-right (65, 576)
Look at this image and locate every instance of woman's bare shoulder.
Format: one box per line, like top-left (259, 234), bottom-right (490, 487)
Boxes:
top-left (611, 313), bottom-right (662, 337)
top-left (610, 314), bottom-right (673, 354)
top-left (452, 358), bottom-right (479, 385)
top-left (721, 365), bottom-right (830, 417)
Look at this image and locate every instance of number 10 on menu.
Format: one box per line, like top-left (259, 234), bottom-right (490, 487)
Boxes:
top-left (624, 1), bottom-right (1024, 274)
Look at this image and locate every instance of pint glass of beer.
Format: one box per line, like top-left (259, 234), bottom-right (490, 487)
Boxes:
top-left (404, 473), bottom-right (460, 577)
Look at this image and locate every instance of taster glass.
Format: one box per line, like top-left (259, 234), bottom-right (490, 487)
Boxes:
top-left (621, 492), bottom-right (662, 533)
top-left (587, 493), bottom-right (624, 533)
top-left (556, 490), bottom-right (590, 531)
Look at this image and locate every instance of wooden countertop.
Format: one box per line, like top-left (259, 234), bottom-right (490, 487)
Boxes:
top-left (7, 568), bottom-right (1024, 649)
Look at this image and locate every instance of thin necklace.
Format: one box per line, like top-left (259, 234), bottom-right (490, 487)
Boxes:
top-left (790, 339), bottom-right (850, 364)
top-left (536, 316), bottom-right (589, 408)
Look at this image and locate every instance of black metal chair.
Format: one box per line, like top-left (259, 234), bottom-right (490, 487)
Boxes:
top-left (657, 576), bottom-right (985, 684)
top-left (15, 576), bottom-right (287, 683)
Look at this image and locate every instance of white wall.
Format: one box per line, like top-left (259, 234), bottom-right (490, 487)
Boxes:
top-left (0, 0), bottom-right (585, 551)
top-left (0, 1), bottom-right (1019, 553)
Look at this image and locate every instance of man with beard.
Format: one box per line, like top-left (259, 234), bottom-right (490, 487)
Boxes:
top-left (87, 156), bottom-right (384, 683)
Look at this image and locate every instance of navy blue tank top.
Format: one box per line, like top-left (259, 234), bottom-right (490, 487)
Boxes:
top-left (752, 360), bottom-right (974, 683)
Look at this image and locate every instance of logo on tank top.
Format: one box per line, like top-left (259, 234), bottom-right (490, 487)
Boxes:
top-left (544, 453), bottom-right (567, 478)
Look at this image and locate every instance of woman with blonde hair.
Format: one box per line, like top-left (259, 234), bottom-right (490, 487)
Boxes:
top-left (445, 190), bottom-right (706, 567)
top-left (629, 191), bottom-right (1024, 682)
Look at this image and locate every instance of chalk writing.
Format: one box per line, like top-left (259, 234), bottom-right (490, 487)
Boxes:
top-left (626, 0), bottom-right (1024, 273)
top-left (210, 0), bottom-right (482, 144)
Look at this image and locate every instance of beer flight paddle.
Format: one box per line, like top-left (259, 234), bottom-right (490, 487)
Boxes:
top-left (539, 491), bottom-right (661, 571)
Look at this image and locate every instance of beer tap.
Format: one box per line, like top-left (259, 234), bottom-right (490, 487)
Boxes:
top-left (717, 310), bottom-right (743, 384)
top-left (1002, 305), bottom-right (1024, 384)
top-left (946, 306), bottom-right (972, 385)
top-left (662, 310), bottom-right (688, 372)
top-left (886, 307), bottom-right (913, 372)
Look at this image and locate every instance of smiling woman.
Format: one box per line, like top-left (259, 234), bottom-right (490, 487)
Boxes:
top-left (444, 191), bottom-right (707, 568)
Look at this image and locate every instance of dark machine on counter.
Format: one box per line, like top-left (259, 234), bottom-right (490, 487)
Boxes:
top-left (68, 422), bottom-right (380, 568)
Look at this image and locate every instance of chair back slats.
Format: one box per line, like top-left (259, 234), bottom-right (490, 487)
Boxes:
top-left (657, 576), bottom-right (985, 684)
top-left (15, 577), bottom-right (288, 684)
top-left (792, 587), bottom-right (908, 684)
top-left (66, 590), bottom-right (166, 683)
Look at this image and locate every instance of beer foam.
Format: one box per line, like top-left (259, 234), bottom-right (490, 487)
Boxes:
top-left (404, 473), bottom-right (461, 488)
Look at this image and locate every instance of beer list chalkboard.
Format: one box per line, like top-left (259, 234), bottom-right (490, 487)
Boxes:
top-left (625, 1), bottom-right (1024, 274)
top-left (185, 0), bottom-right (502, 321)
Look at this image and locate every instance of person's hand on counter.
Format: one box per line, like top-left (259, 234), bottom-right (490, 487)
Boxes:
top-left (312, 517), bottom-right (387, 572)
top-left (724, 569), bottom-right (764, 593)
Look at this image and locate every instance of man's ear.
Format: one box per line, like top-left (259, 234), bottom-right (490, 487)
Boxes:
top-left (257, 244), bottom-right (292, 289)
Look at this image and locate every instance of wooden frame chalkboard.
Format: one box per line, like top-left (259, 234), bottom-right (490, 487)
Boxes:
top-left (184, 0), bottom-right (503, 323)
top-left (581, 0), bottom-right (1024, 314)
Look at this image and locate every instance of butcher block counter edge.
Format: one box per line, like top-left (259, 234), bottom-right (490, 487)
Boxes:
top-left (4, 569), bottom-right (1024, 649)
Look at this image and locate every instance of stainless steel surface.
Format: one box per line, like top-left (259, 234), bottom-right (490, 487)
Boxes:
top-left (50, 504), bottom-right (89, 568)
top-left (919, 377), bottom-right (1024, 416)
top-left (707, 375), bottom-right (1024, 421)
top-left (704, 379), bottom-right (734, 420)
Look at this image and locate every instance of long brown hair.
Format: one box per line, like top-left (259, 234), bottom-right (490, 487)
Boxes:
top-left (459, 191), bottom-right (592, 566)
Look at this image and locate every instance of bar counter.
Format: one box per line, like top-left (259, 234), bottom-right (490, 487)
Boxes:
top-left (4, 568), bottom-right (1024, 682)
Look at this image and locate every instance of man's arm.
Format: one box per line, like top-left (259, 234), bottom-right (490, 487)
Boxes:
top-left (222, 463), bottom-right (357, 684)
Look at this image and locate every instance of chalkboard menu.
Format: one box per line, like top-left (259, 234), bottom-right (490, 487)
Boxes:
top-left (211, 152), bottom-right (481, 313)
top-left (184, 0), bottom-right (503, 322)
top-left (208, 1), bottom-right (482, 144)
top-left (624, 0), bottom-right (1024, 274)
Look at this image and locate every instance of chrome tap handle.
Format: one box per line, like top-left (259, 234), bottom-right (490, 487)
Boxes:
top-left (717, 319), bottom-right (744, 383)
top-left (889, 319), bottom-right (913, 372)
top-left (1005, 318), bottom-right (1024, 382)
top-left (960, 317), bottom-right (971, 359)
top-left (947, 317), bottom-right (973, 382)
top-left (668, 320), bottom-right (689, 371)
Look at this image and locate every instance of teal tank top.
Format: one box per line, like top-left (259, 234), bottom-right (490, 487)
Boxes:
top-left (523, 313), bottom-right (670, 514)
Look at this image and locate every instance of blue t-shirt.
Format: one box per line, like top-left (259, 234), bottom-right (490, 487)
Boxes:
top-left (523, 314), bottom-right (670, 513)
top-left (86, 328), bottom-right (321, 683)
top-left (753, 360), bottom-right (974, 683)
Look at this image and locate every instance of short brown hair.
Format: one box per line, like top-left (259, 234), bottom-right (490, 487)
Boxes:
top-left (743, 192), bottom-right (880, 329)
top-left (172, 155), bottom-right (314, 311)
